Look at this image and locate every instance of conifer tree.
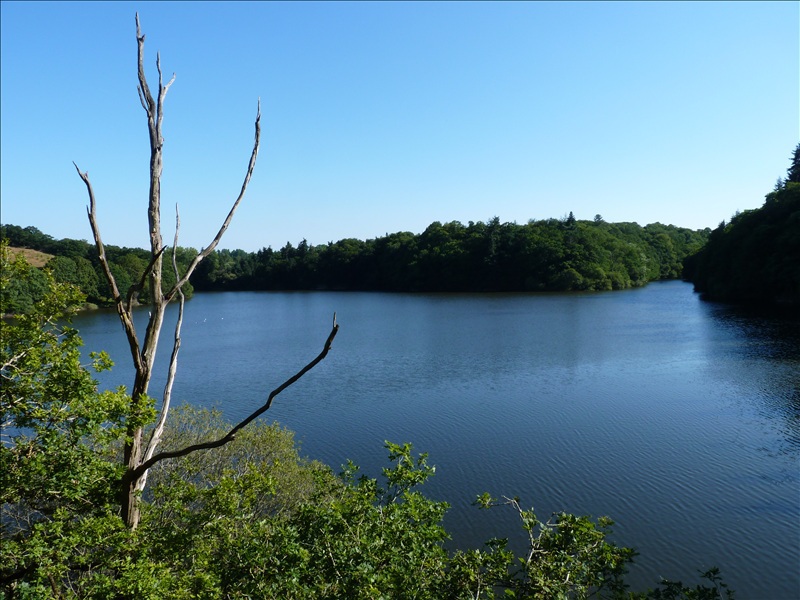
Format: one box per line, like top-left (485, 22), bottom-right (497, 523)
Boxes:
top-left (787, 142), bottom-right (800, 183)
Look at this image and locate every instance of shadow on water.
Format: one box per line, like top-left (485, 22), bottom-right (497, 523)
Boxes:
top-left (700, 300), bottom-right (800, 458)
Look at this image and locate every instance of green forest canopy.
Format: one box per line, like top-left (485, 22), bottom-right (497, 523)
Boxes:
top-left (1, 215), bottom-right (708, 310)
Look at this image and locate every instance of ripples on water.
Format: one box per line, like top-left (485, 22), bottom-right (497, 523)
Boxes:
top-left (74, 281), bottom-right (799, 599)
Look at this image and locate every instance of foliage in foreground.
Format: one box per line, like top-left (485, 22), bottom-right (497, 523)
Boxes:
top-left (2, 429), bottom-right (733, 599)
top-left (1, 250), bottom-right (732, 598)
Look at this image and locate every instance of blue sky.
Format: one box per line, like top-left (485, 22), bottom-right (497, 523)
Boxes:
top-left (2, 1), bottom-right (798, 252)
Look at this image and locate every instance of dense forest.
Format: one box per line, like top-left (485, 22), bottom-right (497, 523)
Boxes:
top-left (192, 217), bottom-right (707, 293)
top-left (1, 216), bottom-right (708, 311)
top-left (684, 145), bottom-right (800, 307)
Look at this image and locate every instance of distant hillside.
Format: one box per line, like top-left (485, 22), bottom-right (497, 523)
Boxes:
top-left (684, 181), bottom-right (800, 307)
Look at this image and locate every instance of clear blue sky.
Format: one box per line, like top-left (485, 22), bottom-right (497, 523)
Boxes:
top-left (2, 1), bottom-right (798, 252)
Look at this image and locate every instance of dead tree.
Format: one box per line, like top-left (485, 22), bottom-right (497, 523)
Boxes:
top-left (74, 14), bottom-right (338, 529)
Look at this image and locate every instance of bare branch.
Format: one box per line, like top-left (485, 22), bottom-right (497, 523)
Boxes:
top-left (136, 85), bottom-right (148, 113)
top-left (163, 74), bottom-right (176, 99)
top-left (132, 315), bottom-right (339, 478)
top-left (156, 52), bottom-right (176, 99)
top-left (154, 51), bottom-right (174, 140)
top-left (135, 13), bottom-right (154, 115)
top-left (74, 164), bottom-right (115, 295)
top-left (141, 207), bottom-right (185, 484)
top-left (73, 162), bottom-right (143, 372)
top-left (165, 100), bottom-right (261, 301)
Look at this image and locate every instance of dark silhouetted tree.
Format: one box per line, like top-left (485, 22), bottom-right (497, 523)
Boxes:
top-left (787, 142), bottom-right (800, 183)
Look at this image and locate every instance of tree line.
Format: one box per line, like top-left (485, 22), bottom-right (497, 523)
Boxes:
top-left (194, 216), bottom-right (708, 293)
top-left (1, 216), bottom-right (709, 312)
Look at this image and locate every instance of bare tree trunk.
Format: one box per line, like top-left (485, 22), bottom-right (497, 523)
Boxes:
top-left (73, 14), bottom-right (339, 528)
top-left (73, 14), bottom-right (337, 529)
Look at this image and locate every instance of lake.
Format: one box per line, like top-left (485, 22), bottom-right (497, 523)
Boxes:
top-left (72, 280), bottom-right (800, 598)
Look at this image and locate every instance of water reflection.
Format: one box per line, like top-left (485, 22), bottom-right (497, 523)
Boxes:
top-left (700, 301), bottom-right (800, 460)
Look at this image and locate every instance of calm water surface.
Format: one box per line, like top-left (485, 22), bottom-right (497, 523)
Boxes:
top-left (73, 281), bottom-right (800, 598)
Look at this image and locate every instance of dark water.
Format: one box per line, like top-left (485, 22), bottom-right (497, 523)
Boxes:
top-left (73, 281), bottom-right (800, 598)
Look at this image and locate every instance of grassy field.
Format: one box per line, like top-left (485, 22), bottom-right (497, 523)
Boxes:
top-left (6, 247), bottom-right (54, 268)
